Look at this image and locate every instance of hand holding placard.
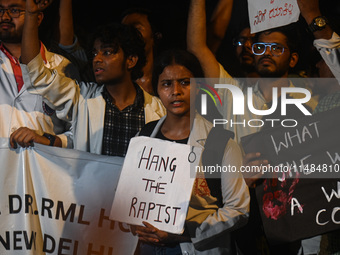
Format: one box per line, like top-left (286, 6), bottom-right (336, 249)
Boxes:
top-left (110, 136), bottom-right (202, 234)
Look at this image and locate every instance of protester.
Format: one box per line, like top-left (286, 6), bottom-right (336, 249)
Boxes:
top-left (206, 0), bottom-right (233, 55)
top-left (9, 0), bottom-right (340, 254)
top-left (13, 0), bottom-right (165, 156)
top-left (121, 7), bottom-right (163, 95)
top-left (298, 0), bottom-right (340, 83)
top-left (186, 0), bottom-right (340, 253)
top-left (133, 49), bottom-right (249, 255)
top-left (46, 0), bottom-right (94, 82)
top-left (206, 0), bottom-right (259, 79)
top-left (0, 0), bottom-right (82, 149)
top-left (307, 55), bottom-right (340, 255)
top-left (187, 0), bottom-right (315, 144)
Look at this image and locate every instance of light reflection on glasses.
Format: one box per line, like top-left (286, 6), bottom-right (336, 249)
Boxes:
top-left (233, 36), bottom-right (254, 47)
top-left (252, 42), bottom-right (288, 56)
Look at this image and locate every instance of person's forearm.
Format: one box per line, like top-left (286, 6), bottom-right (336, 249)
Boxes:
top-left (298, 0), bottom-right (333, 40)
top-left (22, 12), bottom-right (41, 64)
top-left (187, 0), bottom-right (207, 54)
top-left (207, 0), bottom-right (233, 54)
top-left (187, 0), bottom-right (221, 78)
top-left (57, 0), bottom-right (74, 45)
top-left (302, 11), bottom-right (333, 40)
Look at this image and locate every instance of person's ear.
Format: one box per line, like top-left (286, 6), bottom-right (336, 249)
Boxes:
top-left (127, 55), bottom-right (138, 70)
top-left (37, 12), bottom-right (44, 27)
top-left (289, 52), bottom-right (299, 68)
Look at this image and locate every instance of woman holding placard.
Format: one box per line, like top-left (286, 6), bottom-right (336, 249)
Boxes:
top-left (132, 49), bottom-right (250, 255)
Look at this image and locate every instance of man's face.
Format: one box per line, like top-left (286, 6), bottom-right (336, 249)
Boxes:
top-left (0, 0), bottom-right (26, 43)
top-left (254, 32), bottom-right (297, 78)
top-left (121, 13), bottom-right (154, 54)
top-left (235, 27), bottom-right (255, 70)
top-left (92, 39), bottom-right (132, 86)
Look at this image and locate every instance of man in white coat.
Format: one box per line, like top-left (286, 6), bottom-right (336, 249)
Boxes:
top-left (11, 1), bottom-right (165, 156)
top-left (0, 0), bottom-right (80, 148)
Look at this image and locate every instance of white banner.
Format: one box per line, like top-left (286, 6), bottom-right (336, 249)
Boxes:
top-left (247, 0), bottom-right (300, 34)
top-left (0, 138), bottom-right (137, 255)
top-left (110, 137), bottom-right (202, 234)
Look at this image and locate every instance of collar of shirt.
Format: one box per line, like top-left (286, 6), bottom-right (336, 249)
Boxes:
top-left (0, 41), bottom-right (47, 64)
top-left (102, 83), bottom-right (144, 111)
top-left (0, 41), bottom-right (47, 92)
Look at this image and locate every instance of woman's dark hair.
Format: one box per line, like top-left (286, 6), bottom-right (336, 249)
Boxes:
top-left (90, 23), bottom-right (146, 81)
top-left (152, 49), bottom-right (204, 96)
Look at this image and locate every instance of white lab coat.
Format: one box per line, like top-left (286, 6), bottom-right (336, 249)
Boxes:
top-left (23, 53), bottom-right (166, 154)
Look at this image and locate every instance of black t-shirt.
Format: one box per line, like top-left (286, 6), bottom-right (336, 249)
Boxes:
top-left (139, 120), bottom-right (189, 144)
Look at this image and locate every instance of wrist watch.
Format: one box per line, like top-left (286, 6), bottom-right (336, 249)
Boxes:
top-left (43, 133), bottom-right (56, 146)
top-left (308, 16), bottom-right (328, 32)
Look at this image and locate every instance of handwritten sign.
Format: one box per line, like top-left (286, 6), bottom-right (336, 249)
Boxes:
top-left (241, 107), bottom-right (340, 244)
top-left (257, 179), bottom-right (340, 244)
top-left (110, 136), bottom-right (202, 234)
top-left (241, 106), bottom-right (340, 179)
top-left (247, 0), bottom-right (300, 34)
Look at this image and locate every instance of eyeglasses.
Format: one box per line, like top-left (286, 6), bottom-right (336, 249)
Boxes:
top-left (0, 8), bottom-right (26, 18)
top-left (233, 36), bottom-right (254, 47)
top-left (252, 43), bottom-right (287, 56)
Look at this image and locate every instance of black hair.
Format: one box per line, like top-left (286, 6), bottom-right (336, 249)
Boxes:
top-left (121, 8), bottom-right (161, 36)
top-left (152, 49), bottom-right (204, 96)
top-left (90, 23), bottom-right (146, 81)
top-left (254, 23), bottom-right (300, 54)
top-left (120, 7), bottom-right (163, 49)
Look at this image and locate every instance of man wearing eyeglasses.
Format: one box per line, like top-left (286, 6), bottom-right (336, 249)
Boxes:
top-left (188, 0), bottom-right (339, 254)
top-left (252, 30), bottom-right (298, 79)
top-left (232, 27), bottom-right (259, 79)
top-left (187, 0), bottom-right (311, 144)
top-left (0, 0), bottom-right (80, 148)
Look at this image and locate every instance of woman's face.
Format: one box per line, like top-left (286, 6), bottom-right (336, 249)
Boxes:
top-left (157, 64), bottom-right (195, 118)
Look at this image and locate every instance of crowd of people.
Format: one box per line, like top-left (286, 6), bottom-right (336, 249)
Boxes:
top-left (1, 0), bottom-right (339, 254)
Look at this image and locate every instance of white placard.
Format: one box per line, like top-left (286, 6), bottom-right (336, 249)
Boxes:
top-left (110, 136), bottom-right (202, 234)
top-left (247, 0), bottom-right (300, 34)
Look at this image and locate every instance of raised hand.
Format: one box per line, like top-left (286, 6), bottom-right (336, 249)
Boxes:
top-left (296, 0), bottom-right (321, 23)
top-left (26, 0), bottom-right (53, 14)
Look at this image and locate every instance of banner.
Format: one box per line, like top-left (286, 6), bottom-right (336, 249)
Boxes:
top-left (241, 107), bottom-right (340, 244)
top-left (247, 0), bottom-right (300, 34)
top-left (0, 138), bottom-right (137, 255)
top-left (110, 137), bottom-right (202, 234)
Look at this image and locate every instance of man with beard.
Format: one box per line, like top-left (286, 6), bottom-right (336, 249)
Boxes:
top-left (188, 0), bottom-right (307, 144)
top-left (187, 0), bottom-right (338, 254)
top-left (205, 0), bottom-right (258, 79)
top-left (232, 27), bottom-right (258, 79)
top-left (0, 0), bottom-right (80, 148)
top-left (12, 0), bottom-right (165, 156)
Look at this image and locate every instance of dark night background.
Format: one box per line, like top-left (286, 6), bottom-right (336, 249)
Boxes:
top-left (39, 0), bottom-right (340, 77)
